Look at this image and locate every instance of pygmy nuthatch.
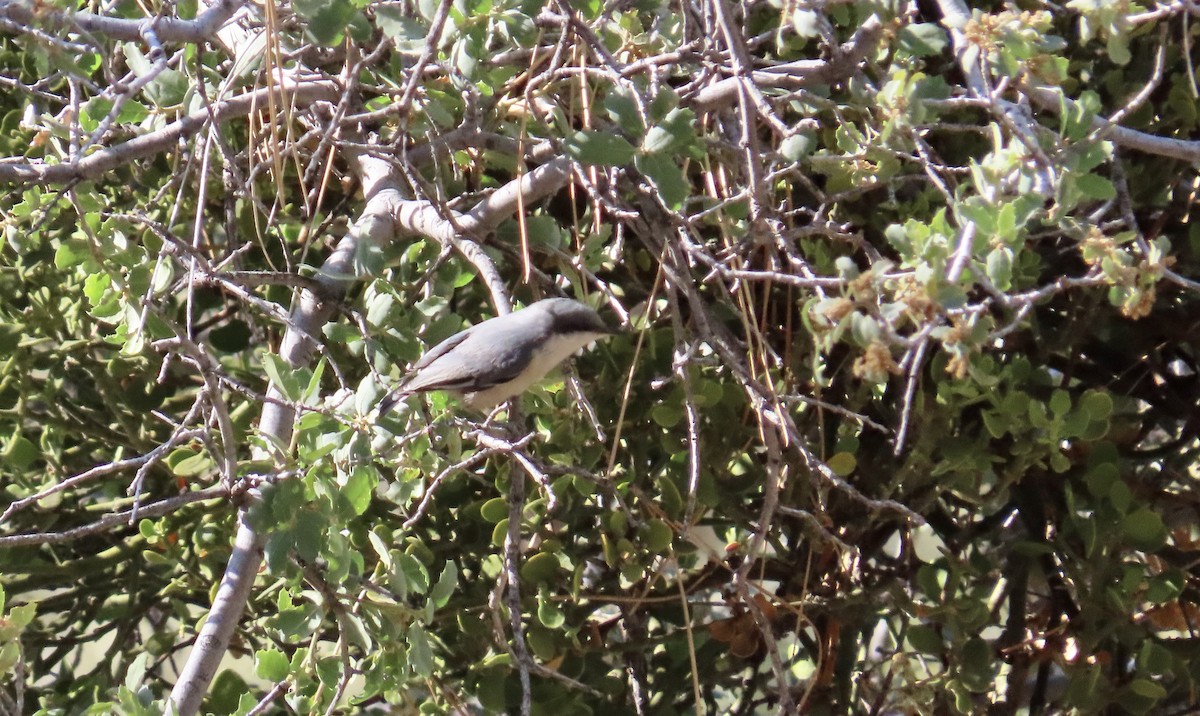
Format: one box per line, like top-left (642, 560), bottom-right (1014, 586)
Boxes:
top-left (378, 297), bottom-right (617, 413)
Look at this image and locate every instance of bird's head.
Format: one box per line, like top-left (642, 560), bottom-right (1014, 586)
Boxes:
top-left (536, 297), bottom-right (619, 339)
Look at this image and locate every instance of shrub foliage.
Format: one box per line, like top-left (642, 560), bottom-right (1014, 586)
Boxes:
top-left (2, 0), bottom-right (1200, 713)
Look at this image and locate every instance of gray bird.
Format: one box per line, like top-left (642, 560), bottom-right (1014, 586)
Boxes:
top-left (378, 297), bottom-right (618, 413)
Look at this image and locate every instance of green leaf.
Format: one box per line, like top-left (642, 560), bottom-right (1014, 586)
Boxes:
top-left (375, 7), bottom-right (427, 44)
top-left (936, 283), bottom-right (967, 310)
top-left (293, 511), bottom-right (325, 562)
top-left (657, 477), bottom-right (683, 517)
top-left (0, 322), bottom-right (19, 358)
top-left (1049, 389), bottom-right (1071, 416)
top-left (475, 667), bottom-right (508, 710)
top-left (84, 272), bottom-right (111, 305)
top-left (341, 611), bottom-right (373, 650)
top-left (651, 403), bottom-right (683, 427)
top-left (167, 448), bottom-right (211, 478)
top-left (1126, 676), bottom-right (1167, 701)
top-left (145, 69), bottom-right (189, 107)
top-left (986, 246), bottom-right (1013, 291)
top-left (1080, 390), bottom-right (1113, 419)
top-left (481, 498), bottom-right (508, 523)
top-left (118, 100), bottom-right (148, 125)
top-left (54, 239), bottom-right (90, 268)
top-left (1122, 508), bottom-right (1166, 551)
top-left (262, 480), bottom-right (306, 526)
top-left (293, 0), bottom-right (357, 44)
top-left (1085, 462), bottom-right (1119, 497)
top-left (4, 432), bottom-right (38, 470)
top-left (397, 553), bottom-right (430, 594)
top-left (342, 466), bottom-right (376, 515)
top-left (603, 88), bottom-right (644, 136)
top-left (537, 591), bottom-right (565, 628)
top-left (408, 624), bottom-right (434, 676)
top-left (123, 652), bottom-right (151, 692)
top-left (491, 519), bottom-right (509, 548)
top-left (827, 452), bottom-right (857, 477)
top-left (780, 133), bottom-right (816, 162)
top-left (520, 552), bottom-right (561, 584)
top-left (366, 290), bottom-right (396, 327)
top-left (649, 88), bottom-right (680, 121)
top-left (563, 131), bottom-right (636, 166)
top-left (1109, 480), bottom-right (1132, 513)
top-left (1138, 641), bottom-right (1174, 674)
top-left (907, 624), bottom-right (944, 653)
top-left (451, 34), bottom-right (480, 77)
top-left (1061, 408), bottom-right (1090, 439)
top-left (898, 23), bottom-right (948, 57)
top-left (958, 198), bottom-right (997, 238)
top-left (0, 642), bottom-right (16, 675)
top-left (1066, 663), bottom-right (1104, 710)
top-left (1106, 34), bottom-right (1131, 66)
top-left (524, 214), bottom-right (563, 249)
top-left (430, 561), bottom-right (458, 608)
top-left (981, 410), bottom-right (1009, 439)
top-left (264, 354), bottom-right (303, 402)
top-left (959, 637), bottom-right (994, 693)
top-left (641, 518), bottom-right (673, 552)
top-left (642, 125), bottom-right (675, 155)
top-left (255, 648), bottom-right (290, 682)
top-left (635, 153), bottom-right (688, 209)
top-left (1060, 91), bottom-right (1097, 140)
top-left (527, 625), bottom-right (557, 660)
top-left (641, 108), bottom-right (695, 155)
top-left (1145, 570), bottom-right (1184, 604)
top-left (1076, 174), bottom-right (1116, 201)
top-left (301, 357), bottom-right (326, 404)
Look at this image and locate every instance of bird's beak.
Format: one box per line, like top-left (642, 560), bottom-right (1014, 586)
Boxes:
top-left (601, 320), bottom-right (626, 336)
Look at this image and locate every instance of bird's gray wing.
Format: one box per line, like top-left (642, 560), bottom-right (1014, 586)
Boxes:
top-left (398, 327), bottom-right (477, 393)
top-left (411, 324), bottom-right (475, 371)
top-left (379, 323), bottom-right (483, 414)
top-left (460, 336), bottom-right (532, 391)
top-left (377, 328), bottom-right (474, 412)
top-left (403, 327), bottom-right (532, 393)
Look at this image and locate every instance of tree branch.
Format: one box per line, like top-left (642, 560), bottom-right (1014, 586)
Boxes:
top-left (0, 0), bottom-right (247, 44)
top-left (0, 79), bottom-right (340, 184)
top-left (0, 486), bottom-right (226, 548)
top-left (687, 14), bottom-right (886, 114)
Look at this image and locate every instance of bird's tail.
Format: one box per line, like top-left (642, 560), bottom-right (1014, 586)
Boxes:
top-left (376, 386), bottom-right (410, 416)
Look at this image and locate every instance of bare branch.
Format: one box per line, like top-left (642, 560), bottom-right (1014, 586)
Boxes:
top-left (0, 79), bottom-right (340, 183)
top-left (0, 0), bottom-right (247, 45)
top-left (0, 487), bottom-right (226, 548)
top-left (688, 14), bottom-right (886, 114)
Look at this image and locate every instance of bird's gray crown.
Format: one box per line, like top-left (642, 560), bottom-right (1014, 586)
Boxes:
top-left (538, 297), bottom-right (615, 336)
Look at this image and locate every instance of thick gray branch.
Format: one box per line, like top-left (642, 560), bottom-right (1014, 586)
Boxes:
top-left (0, 0), bottom-right (246, 44)
top-left (167, 155), bottom-right (400, 715)
top-left (1023, 82), bottom-right (1200, 162)
top-left (688, 15), bottom-right (885, 114)
top-left (166, 149), bottom-right (572, 712)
